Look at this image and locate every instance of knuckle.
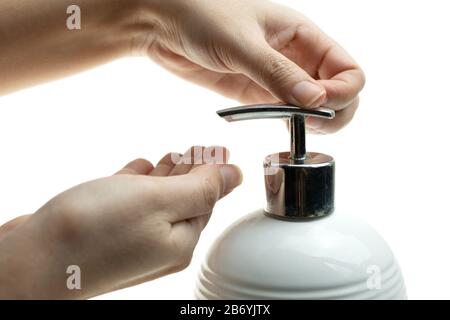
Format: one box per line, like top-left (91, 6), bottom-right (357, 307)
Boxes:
top-left (345, 89), bottom-right (356, 103)
top-left (348, 97), bottom-right (360, 117)
top-left (199, 178), bottom-right (219, 212)
top-left (261, 54), bottom-right (294, 89)
top-left (347, 68), bottom-right (366, 97)
top-left (339, 83), bottom-right (357, 103)
top-left (358, 69), bottom-right (366, 91)
top-left (330, 97), bottom-right (360, 133)
top-left (352, 96), bottom-right (360, 108)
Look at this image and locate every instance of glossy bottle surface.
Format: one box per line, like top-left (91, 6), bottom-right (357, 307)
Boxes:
top-left (196, 210), bottom-right (406, 299)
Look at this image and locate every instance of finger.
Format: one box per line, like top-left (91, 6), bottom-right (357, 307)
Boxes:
top-left (316, 44), bottom-right (365, 109)
top-left (234, 39), bottom-right (326, 108)
top-left (213, 74), bottom-right (280, 104)
top-left (264, 16), bottom-right (364, 111)
top-left (190, 146), bottom-right (230, 171)
top-left (306, 97), bottom-right (359, 134)
top-left (170, 146), bottom-right (231, 176)
top-left (150, 152), bottom-right (181, 177)
top-left (149, 43), bottom-right (278, 104)
top-left (151, 45), bottom-right (278, 104)
top-left (115, 158), bottom-right (154, 175)
top-left (158, 164), bottom-right (242, 223)
top-left (169, 146), bottom-right (204, 176)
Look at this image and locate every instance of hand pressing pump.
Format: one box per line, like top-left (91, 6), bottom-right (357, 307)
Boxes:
top-left (195, 104), bottom-right (406, 299)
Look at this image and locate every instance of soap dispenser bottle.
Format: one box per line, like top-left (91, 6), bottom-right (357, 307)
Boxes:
top-left (196, 104), bottom-right (406, 300)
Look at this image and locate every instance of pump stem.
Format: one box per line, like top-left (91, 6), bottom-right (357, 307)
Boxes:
top-left (290, 114), bottom-right (306, 161)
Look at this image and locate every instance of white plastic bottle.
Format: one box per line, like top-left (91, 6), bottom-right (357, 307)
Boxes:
top-left (196, 104), bottom-right (406, 300)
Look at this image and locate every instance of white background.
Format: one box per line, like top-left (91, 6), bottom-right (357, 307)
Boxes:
top-left (1, 0), bottom-right (449, 299)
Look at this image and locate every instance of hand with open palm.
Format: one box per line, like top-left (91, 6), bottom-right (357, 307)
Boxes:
top-left (0, 147), bottom-right (241, 299)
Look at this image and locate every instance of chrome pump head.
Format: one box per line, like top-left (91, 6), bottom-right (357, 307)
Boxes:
top-left (217, 103), bottom-right (336, 220)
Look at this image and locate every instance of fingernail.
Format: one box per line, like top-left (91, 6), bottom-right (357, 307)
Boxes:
top-left (292, 81), bottom-right (326, 107)
top-left (306, 116), bottom-right (323, 130)
top-left (219, 165), bottom-right (243, 196)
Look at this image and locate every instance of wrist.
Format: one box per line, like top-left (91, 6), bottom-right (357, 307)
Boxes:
top-left (65, 0), bottom-right (163, 58)
top-left (118, 0), bottom-right (166, 56)
top-left (0, 210), bottom-right (83, 299)
top-left (0, 214), bottom-right (46, 299)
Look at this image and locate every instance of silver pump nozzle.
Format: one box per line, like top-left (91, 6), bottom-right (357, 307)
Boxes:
top-left (217, 103), bottom-right (336, 219)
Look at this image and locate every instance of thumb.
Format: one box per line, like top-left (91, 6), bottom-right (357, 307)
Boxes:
top-left (235, 42), bottom-right (326, 108)
top-left (162, 164), bottom-right (243, 223)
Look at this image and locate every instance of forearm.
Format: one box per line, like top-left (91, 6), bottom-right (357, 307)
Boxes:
top-left (0, 0), bottom-right (158, 96)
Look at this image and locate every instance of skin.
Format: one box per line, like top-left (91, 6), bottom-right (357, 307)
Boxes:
top-left (0, 147), bottom-right (242, 299)
top-left (0, 0), bottom-right (365, 298)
